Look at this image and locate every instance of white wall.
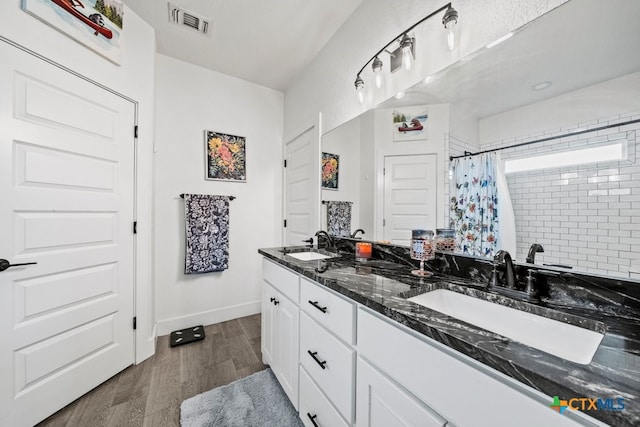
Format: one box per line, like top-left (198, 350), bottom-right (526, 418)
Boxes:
top-left (284, 0), bottom-right (567, 140)
top-left (0, 2), bottom-right (156, 362)
top-left (480, 71), bottom-right (640, 144)
top-left (154, 54), bottom-right (283, 334)
top-left (321, 117), bottom-right (361, 233)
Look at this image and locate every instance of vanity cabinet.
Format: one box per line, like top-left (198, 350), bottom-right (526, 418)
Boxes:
top-left (299, 278), bottom-right (356, 424)
top-left (357, 308), bottom-right (593, 427)
top-left (261, 259), bottom-right (299, 409)
top-left (261, 255), bottom-right (603, 427)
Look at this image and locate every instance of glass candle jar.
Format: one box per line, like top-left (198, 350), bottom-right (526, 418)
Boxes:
top-left (355, 242), bottom-right (372, 261)
top-left (410, 229), bottom-right (434, 276)
top-left (435, 228), bottom-right (456, 252)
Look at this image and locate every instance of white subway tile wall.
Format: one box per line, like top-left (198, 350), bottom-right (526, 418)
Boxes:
top-left (480, 113), bottom-right (640, 278)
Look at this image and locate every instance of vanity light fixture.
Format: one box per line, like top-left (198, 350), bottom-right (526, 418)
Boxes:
top-left (353, 3), bottom-right (459, 98)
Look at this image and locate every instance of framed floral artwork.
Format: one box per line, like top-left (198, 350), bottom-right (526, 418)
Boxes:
top-left (21, 0), bottom-right (124, 64)
top-left (205, 131), bottom-right (246, 182)
top-left (321, 152), bottom-right (339, 190)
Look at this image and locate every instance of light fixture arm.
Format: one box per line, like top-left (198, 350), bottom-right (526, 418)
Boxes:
top-left (354, 2), bottom-right (453, 79)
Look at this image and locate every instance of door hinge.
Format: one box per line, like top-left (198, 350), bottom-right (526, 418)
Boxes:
top-left (383, 167), bottom-right (386, 175)
top-left (133, 221), bottom-right (137, 234)
top-left (283, 159), bottom-right (287, 168)
top-left (383, 218), bottom-right (386, 226)
top-left (284, 219), bottom-right (287, 228)
top-left (134, 125), bottom-right (139, 138)
top-left (133, 317), bottom-right (137, 330)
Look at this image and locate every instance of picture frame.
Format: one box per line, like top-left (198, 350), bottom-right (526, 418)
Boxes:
top-left (205, 130), bottom-right (247, 182)
top-left (21, 0), bottom-right (124, 64)
top-left (392, 108), bottom-right (428, 141)
top-left (321, 152), bottom-right (339, 190)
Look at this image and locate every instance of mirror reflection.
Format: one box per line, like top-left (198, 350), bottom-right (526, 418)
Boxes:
top-left (320, 0), bottom-right (640, 279)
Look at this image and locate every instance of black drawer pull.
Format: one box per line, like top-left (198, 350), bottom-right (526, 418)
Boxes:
top-left (307, 350), bottom-right (327, 369)
top-left (308, 300), bottom-right (327, 313)
top-left (270, 297), bottom-right (279, 305)
top-left (307, 413), bottom-right (319, 427)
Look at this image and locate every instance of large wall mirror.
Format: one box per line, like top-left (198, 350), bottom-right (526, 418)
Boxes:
top-left (320, 0), bottom-right (640, 279)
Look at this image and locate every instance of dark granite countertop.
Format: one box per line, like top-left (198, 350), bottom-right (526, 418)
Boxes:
top-left (259, 246), bottom-right (640, 426)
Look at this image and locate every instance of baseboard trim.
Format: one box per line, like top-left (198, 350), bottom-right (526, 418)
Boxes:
top-left (156, 300), bottom-right (261, 336)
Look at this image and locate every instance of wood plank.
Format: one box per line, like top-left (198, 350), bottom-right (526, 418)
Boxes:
top-left (106, 396), bottom-right (146, 427)
top-left (37, 314), bottom-right (265, 427)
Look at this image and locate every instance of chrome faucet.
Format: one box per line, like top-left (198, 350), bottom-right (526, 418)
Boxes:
top-left (314, 230), bottom-right (334, 250)
top-left (525, 243), bottom-right (544, 264)
top-left (350, 229), bottom-right (365, 238)
top-left (494, 250), bottom-right (516, 289)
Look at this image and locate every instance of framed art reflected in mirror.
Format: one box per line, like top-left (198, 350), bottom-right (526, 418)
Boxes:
top-left (321, 152), bottom-right (339, 190)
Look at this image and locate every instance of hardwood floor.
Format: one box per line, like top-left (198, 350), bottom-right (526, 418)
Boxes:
top-left (37, 314), bottom-right (266, 427)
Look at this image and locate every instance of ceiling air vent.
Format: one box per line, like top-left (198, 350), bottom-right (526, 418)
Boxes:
top-left (168, 3), bottom-right (210, 35)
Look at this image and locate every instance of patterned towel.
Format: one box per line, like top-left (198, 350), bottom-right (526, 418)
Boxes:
top-left (326, 201), bottom-right (353, 237)
top-left (184, 194), bottom-right (230, 274)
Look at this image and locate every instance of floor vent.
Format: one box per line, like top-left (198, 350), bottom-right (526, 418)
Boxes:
top-left (168, 3), bottom-right (210, 35)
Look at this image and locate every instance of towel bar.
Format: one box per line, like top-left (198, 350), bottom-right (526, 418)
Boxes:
top-left (180, 194), bottom-right (236, 200)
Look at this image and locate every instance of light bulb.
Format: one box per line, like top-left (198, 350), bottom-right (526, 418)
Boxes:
top-left (374, 73), bottom-right (383, 89)
top-left (445, 22), bottom-right (456, 50)
top-left (372, 57), bottom-right (383, 89)
top-left (400, 34), bottom-right (413, 72)
top-left (401, 45), bottom-right (413, 71)
top-left (442, 6), bottom-right (458, 51)
top-left (354, 76), bottom-right (365, 103)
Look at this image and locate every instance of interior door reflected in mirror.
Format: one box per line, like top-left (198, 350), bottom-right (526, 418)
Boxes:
top-left (320, 0), bottom-right (640, 279)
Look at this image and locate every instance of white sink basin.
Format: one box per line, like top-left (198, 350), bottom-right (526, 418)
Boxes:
top-left (408, 289), bottom-right (604, 364)
top-left (285, 251), bottom-right (336, 261)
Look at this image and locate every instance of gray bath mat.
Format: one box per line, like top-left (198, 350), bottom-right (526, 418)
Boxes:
top-left (180, 368), bottom-right (303, 427)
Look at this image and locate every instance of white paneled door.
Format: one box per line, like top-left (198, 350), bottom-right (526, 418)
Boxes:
top-left (0, 42), bottom-right (136, 426)
top-left (284, 124), bottom-right (320, 245)
top-left (383, 154), bottom-right (437, 245)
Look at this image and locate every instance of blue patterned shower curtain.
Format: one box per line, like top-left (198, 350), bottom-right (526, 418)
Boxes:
top-left (450, 153), bottom-right (499, 257)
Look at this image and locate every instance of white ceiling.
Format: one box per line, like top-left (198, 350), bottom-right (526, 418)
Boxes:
top-left (123, 0), bottom-right (362, 91)
top-left (379, 0), bottom-right (640, 120)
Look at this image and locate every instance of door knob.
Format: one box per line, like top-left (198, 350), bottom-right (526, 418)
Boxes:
top-left (0, 259), bottom-right (37, 272)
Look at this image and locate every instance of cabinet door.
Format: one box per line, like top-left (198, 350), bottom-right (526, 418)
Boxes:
top-left (300, 366), bottom-right (349, 427)
top-left (275, 292), bottom-right (299, 410)
top-left (261, 282), bottom-right (277, 366)
top-left (356, 358), bottom-right (447, 427)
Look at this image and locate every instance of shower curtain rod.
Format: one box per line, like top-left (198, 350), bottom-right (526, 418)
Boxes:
top-left (180, 194), bottom-right (236, 200)
top-left (449, 118), bottom-right (640, 161)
